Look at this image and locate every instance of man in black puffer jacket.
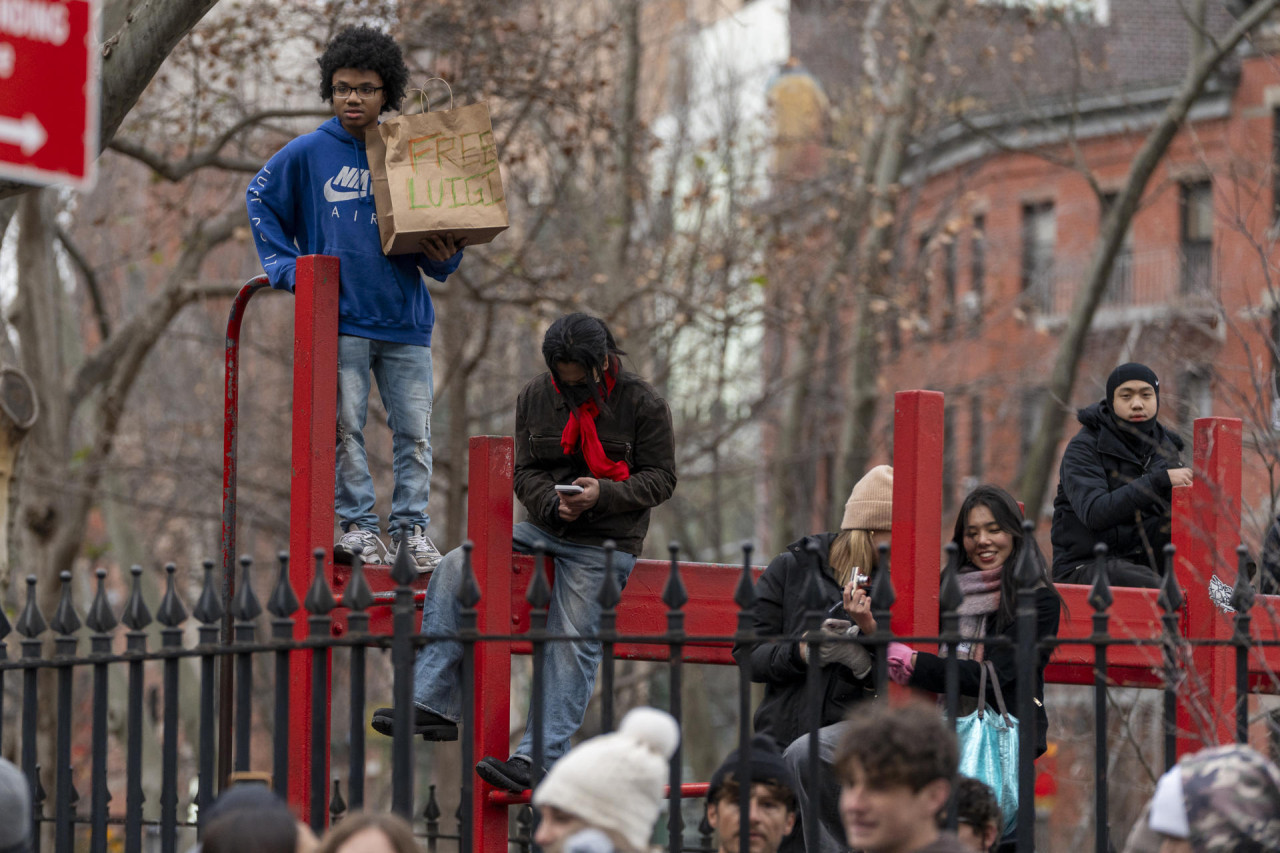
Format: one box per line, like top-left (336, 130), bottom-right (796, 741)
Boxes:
top-left (1051, 362), bottom-right (1192, 588)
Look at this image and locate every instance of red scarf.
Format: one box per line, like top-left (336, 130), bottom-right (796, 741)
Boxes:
top-left (554, 363), bottom-right (631, 482)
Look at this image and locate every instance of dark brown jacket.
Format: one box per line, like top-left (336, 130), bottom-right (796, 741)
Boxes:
top-left (513, 371), bottom-right (676, 555)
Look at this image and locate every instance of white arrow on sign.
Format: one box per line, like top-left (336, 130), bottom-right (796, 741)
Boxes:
top-left (0, 114), bottom-right (47, 156)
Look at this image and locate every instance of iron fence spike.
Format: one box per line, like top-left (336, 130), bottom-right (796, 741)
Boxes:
top-left (155, 564), bottom-right (188, 628)
top-left (50, 570), bottom-right (82, 636)
top-left (192, 560), bottom-right (224, 625)
top-left (267, 551), bottom-right (300, 618)
top-left (85, 567), bottom-right (117, 634)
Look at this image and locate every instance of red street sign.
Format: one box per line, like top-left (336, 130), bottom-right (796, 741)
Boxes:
top-left (0, 0), bottom-right (98, 189)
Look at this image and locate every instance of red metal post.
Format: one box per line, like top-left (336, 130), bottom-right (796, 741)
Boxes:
top-left (218, 276), bottom-right (269, 788)
top-left (890, 390), bottom-right (945, 645)
top-left (288, 256), bottom-right (341, 823)
top-left (468, 436), bottom-right (516, 853)
top-left (1174, 416), bottom-right (1242, 755)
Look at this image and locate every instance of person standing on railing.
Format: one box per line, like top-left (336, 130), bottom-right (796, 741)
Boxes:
top-left (246, 25), bottom-right (465, 571)
top-left (1050, 362), bottom-right (1190, 588)
top-left (733, 465), bottom-right (893, 853)
top-left (884, 485), bottom-right (1062, 853)
top-left (371, 313), bottom-right (677, 795)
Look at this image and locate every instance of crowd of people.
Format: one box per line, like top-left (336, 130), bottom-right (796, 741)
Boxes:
top-left (227, 17), bottom-right (1279, 853)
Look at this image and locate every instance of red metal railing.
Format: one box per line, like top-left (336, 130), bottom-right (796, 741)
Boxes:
top-left (226, 255), bottom-right (1272, 844)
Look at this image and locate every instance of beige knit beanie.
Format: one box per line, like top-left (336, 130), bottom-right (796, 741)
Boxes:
top-left (840, 464), bottom-right (894, 531)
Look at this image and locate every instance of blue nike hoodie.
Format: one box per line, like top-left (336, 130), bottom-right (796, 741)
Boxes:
top-left (245, 117), bottom-right (461, 346)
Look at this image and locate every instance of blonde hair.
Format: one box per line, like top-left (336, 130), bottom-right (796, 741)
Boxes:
top-left (828, 529), bottom-right (880, 588)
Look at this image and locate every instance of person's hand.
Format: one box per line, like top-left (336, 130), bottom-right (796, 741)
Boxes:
top-left (817, 619), bottom-right (873, 679)
top-left (886, 641), bottom-right (916, 685)
top-left (557, 477), bottom-right (600, 521)
top-left (844, 582), bottom-right (876, 635)
top-left (1168, 467), bottom-right (1193, 488)
top-left (420, 233), bottom-right (466, 261)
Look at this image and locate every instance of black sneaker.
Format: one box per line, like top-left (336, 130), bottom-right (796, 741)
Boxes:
top-left (476, 755), bottom-right (535, 793)
top-left (370, 706), bottom-right (458, 741)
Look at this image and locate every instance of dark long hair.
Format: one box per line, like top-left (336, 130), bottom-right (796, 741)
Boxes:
top-left (541, 313), bottom-right (626, 412)
top-left (950, 484), bottom-right (1058, 628)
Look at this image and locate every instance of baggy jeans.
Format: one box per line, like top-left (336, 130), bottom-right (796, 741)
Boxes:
top-left (334, 335), bottom-right (433, 537)
top-left (412, 521), bottom-right (636, 763)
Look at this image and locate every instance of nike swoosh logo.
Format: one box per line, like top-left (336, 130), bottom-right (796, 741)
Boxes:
top-left (324, 178), bottom-right (363, 202)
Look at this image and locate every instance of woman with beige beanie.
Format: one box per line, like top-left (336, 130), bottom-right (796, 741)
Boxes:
top-left (732, 465), bottom-right (894, 853)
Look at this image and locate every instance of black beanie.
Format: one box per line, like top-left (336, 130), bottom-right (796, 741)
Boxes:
top-left (706, 734), bottom-right (796, 805)
top-left (1105, 362), bottom-right (1159, 408)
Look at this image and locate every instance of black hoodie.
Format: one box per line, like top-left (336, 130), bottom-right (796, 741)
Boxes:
top-left (1050, 400), bottom-right (1185, 577)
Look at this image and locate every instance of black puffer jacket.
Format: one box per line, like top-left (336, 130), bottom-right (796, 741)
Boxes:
top-left (1051, 401), bottom-right (1185, 577)
top-left (732, 533), bottom-right (872, 747)
top-left (513, 370), bottom-right (677, 555)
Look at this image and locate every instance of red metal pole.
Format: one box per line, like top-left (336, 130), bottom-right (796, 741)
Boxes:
top-left (288, 256), bottom-right (341, 823)
top-left (218, 276), bottom-right (269, 790)
top-left (1174, 416), bottom-right (1242, 755)
top-left (890, 390), bottom-right (945, 646)
top-left (468, 436), bottom-right (515, 853)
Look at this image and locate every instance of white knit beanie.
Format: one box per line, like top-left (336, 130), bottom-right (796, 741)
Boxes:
top-left (533, 707), bottom-right (681, 853)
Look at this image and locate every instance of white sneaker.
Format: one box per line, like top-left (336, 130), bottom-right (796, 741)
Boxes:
top-left (334, 524), bottom-right (389, 564)
top-left (390, 525), bottom-right (442, 572)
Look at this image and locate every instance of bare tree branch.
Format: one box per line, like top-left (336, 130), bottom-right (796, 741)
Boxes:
top-left (54, 224), bottom-right (110, 342)
top-left (108, 109), bottom-right (330, 180)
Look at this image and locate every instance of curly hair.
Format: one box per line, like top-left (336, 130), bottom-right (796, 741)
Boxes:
top-left (945, 776), bottom-right (1000, 840)
top-left (834, 701), bottom-right (957, 793)
top-left (317, 25), bottom-right (408, 113)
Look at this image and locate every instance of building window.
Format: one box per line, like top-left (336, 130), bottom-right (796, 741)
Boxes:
top-left (969, 393), bottom-right (984, 483)
top-left (1272, 108), bottom-right (1280, 228)
top-left (1175, 365), bottom-right (1213, 441)
top-left (917, 231), bottom-right (933, 336)
top-left (1271, 304), bottom-right (1280, 431)
top-left (969, 215), bottom-right (986, 332)
top-left (943, 403), bottom-right (956, 513)
top-left (942, 240), bottom-right (958, 337)
top-left (1018, 387), bottom-right (1047, 481)
top-left (1100, 193), bottom-right (1133, 305)
top-left (1179, 180), bottom-right (1213, 294)
top-left (1021, 202), bottom-right (1056, 312)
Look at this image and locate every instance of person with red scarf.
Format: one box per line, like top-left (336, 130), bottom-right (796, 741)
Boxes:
top-left (371, 313), bottom-right (677, 794)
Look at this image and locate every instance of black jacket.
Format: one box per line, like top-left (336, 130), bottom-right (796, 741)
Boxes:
top-left (512, 370), bottom-right (677, 555)
top-left (1050, 401), bottom-right (1185, 576)
top-left (908, 586), bottom-right (1061, 758)
top-left (732, 533), bottom-right (872, 747)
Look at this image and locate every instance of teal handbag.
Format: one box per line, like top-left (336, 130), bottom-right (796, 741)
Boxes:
top-left (953, 660), bottom-right (1019, 837)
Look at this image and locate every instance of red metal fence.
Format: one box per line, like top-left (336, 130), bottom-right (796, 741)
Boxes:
top-left (225, 256), bottom-right (1276, 847)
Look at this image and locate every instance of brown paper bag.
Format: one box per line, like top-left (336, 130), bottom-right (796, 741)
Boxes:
top-left (366, 101), bottom-right (509, 254)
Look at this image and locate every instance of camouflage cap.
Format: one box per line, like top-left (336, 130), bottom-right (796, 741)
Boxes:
top-left (1180, 744), bottom-right (1280, 853)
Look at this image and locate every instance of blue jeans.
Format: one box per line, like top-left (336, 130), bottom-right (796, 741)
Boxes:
top-left (412, 521), bottom-right (637, 763)
top-left (335, 335), bottom-right (432, 536)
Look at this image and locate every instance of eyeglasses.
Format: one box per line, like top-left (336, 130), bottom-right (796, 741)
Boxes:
top-left (331, 84), bottom-right (383, 99)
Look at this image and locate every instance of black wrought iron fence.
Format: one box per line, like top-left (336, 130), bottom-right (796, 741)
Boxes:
top-left (5, 537), bottom-right (1277, 853)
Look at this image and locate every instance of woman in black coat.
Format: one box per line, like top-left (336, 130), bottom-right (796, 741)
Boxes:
top-left (886, 484), bottom-right (1063, 853)
top-left (1050, 362), bottom-right (1190, 588)
top-left (733, 465), bottom-right (893, 853)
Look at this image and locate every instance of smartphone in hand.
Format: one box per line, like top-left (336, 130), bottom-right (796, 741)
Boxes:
top-left (555, 484), bottom-right (585, 495)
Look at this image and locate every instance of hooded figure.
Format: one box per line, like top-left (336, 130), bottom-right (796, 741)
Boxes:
top-left (1051, 363), bottom-right (1189, 588)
